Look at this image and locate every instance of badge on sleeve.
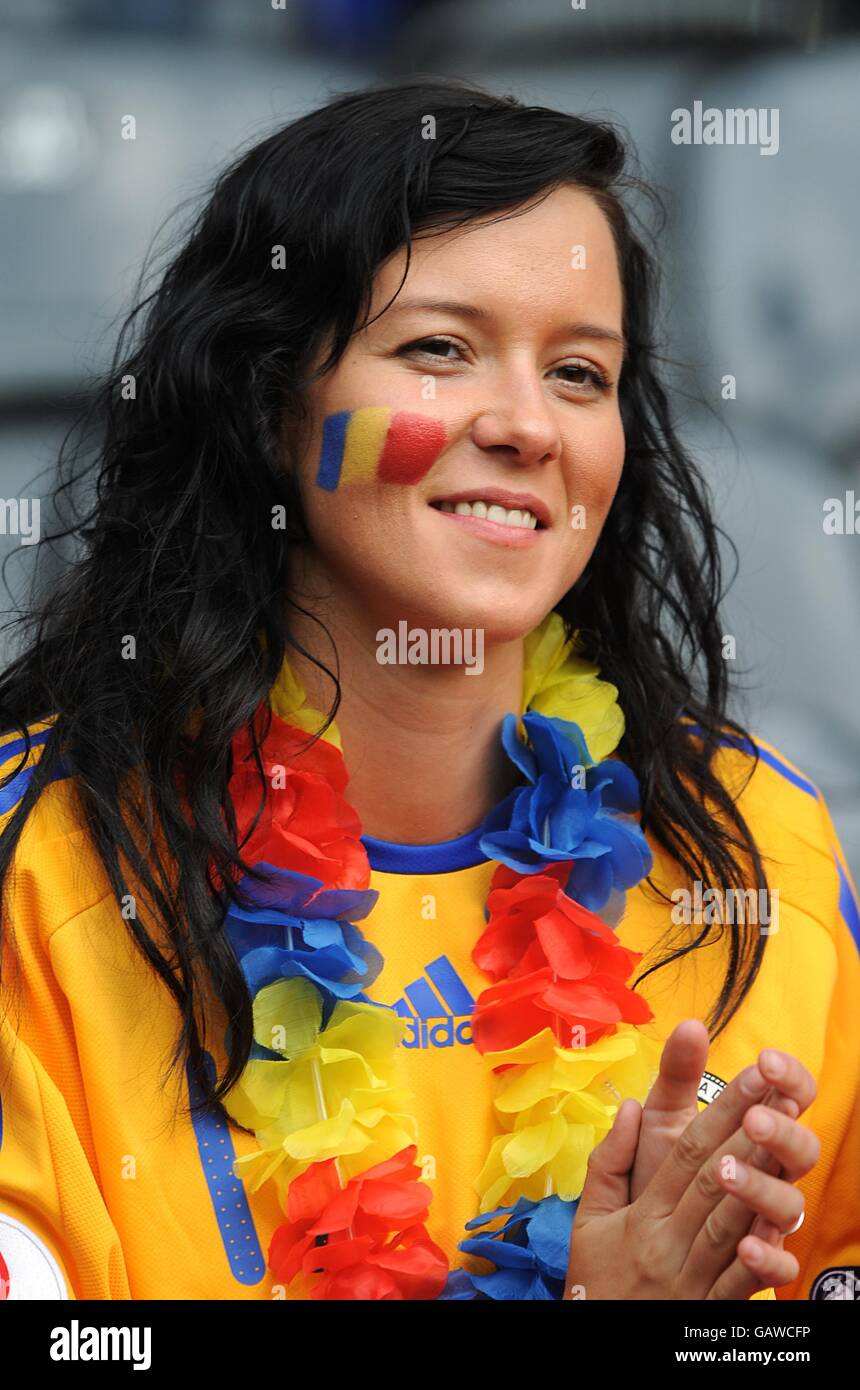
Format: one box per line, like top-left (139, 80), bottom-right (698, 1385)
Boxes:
top-left (0, 1213), bottom-right (68, 1299)
top-left (811, 1267), bottom-right (859, 1300)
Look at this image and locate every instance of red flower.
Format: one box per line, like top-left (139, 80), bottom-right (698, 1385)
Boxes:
top-left (236, 709), bottom-right (350, 793)
top-left (268, 1147), bottom-right (449, 1300)
top-left (224, 713), bottom-right (370, 892)
top-left (470, 871), bottom-right (653, 1052)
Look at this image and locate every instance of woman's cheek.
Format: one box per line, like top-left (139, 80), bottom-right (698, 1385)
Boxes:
top-left (313, 406), bottom-right (447, 491)
top-left (562, 436), bottom-right (624, 531)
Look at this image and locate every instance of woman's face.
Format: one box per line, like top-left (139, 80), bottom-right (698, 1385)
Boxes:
top-left (288, 183), bottom-right (626, 643)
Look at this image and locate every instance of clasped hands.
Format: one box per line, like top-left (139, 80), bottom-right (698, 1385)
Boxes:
top-left (565, 1019), bottom-right (819, 1299)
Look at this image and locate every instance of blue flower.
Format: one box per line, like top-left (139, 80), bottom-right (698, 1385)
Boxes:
top-left (223, 864), bottom-right (382, 1028)
top-left (439, 1195), bottom-right (577, 1300)
top-left (479, 712), bottom-right (652, 911)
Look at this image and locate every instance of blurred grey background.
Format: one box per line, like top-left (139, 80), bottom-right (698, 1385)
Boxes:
top-left (0, 0), bottom-right (858, 882)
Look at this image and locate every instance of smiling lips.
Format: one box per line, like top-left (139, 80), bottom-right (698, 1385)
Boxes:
top-left (430, 504), bottom-right (544, 547)
top-left (428, 486), bottom-right (550, 548)
top-left (429, 487), bottom-right (549, 528)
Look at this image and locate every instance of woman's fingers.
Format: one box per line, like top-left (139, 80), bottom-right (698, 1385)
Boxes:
top-left (644, 1020), bottom-right (710, 1115)
top-left (629, 1020), bottom-right (709, 1202)
top-left (734, 1095), bottom-right (819, 1244)
top-left (757, 1049), bottom-right (816, 1117)
top-left (679, 1162), bottom-right (802, 1292)
top-left (707, 1238), bottom-right (800, 1301)
top-left (773, 1094), bottom-right (800, 1121)
top-left (743, 1102), bottom-right (821, 1182)
top-left (740, 1087), bottom-right (796, 1181)
top-left (679, 1099), bottom-right (812, 1261)
top-left (751, 1218), bottom-right (785, 1246)
top-left (675, 1110), bottom-right (814, 1242)
top-left (677, 1079), bottom-right (802, 1250)
top-left (744, 1091), bottom-right (802, 1243)
top-left (669, 1107), bottom-right (817, 1291)
top-left (640, 1062), bottom-right (771, 1218)
top-left (573, 1097), bottom-right (643, 1223)
top-left (715, 1154), bottom-right (806, 1231)
top-left (627, 1046), bottom-right (817, 1297)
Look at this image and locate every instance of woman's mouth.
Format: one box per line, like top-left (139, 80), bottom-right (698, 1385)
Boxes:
top-left (428, 493), bottom-right (548, 547)
top-left (433, 498), bottom-right (538, 529)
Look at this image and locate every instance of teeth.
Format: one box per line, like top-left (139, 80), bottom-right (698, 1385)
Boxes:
top-left (437, 500), bottom-right (539, 529)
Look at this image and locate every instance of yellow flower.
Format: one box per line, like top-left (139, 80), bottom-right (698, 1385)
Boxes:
top-left (223, 977), bottom-right (417, 1194)
top-left (521, 612), bottom-right (624, 762)
top-left (267, 654), bottom-right (342, 749)
top-left (474, 1025), bottom-right (661, 1210)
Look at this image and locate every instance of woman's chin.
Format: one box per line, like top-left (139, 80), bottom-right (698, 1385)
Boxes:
top-left (380, 592), bottom-right (557, 647)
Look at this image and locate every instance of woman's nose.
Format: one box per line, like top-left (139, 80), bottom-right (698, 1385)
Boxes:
top-left (469, 376), bottom-right (562, 467)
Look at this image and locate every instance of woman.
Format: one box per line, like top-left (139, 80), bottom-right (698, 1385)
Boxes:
top-left (0, 79), bottom-right (857, 1302)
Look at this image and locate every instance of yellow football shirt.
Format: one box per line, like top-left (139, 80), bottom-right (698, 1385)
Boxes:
top-left (0, 720), bottom-right (857, 1300)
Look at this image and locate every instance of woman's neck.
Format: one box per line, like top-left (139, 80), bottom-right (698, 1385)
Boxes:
top-left (283, 579), bottom-right (525, 844)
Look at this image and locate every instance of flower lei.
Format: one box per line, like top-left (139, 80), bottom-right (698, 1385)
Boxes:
top-left (219, 613), bottom-right (662, 1299)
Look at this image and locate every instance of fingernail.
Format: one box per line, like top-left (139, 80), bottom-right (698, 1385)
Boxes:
top-left (749, 1110), bottom-right (774, 1140)
top-left (745, 1240), bottom-right (763, 1265)
top-left (725, 1159), bottom-right (748, 1186)
top-left (761, 1049), bottom-right (785, 1079)
top-left (742, 1067), bottom-right (769, 1096)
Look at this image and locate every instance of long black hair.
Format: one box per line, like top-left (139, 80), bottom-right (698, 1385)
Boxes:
top-left (0, 77), bottom-right (769, 1114)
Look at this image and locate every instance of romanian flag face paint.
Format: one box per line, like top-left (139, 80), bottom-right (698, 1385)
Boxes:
top-left (315, 408), bottom-right (447, 491)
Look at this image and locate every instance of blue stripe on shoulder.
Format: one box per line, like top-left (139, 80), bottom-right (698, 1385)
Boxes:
top-left (685, 722), bottom-right (859, 953)
top-left (186, 1052), bottom-right (265, 1286)
top-left (0, 727), bottom-right (53, 765)
top-left (0, 753), bottom-right (73, 817)
top-left (0, 726), bottom-right (56, 820)
top-left (684, 723), bottom-right (819, 799)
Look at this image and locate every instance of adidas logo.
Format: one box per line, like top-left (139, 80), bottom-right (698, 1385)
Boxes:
top-left (388, 955), bottom-right (475, 1049)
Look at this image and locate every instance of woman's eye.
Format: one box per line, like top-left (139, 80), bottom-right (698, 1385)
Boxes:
top-left (398, 341), bottom-right (612, 390)
top-left (401, 337), bottom-right (464, 361)
top-left (554, 362), bottom-right (612, 393)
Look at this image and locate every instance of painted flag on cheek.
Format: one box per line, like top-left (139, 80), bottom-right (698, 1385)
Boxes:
top-left (315, 407), bottom-right (446, 490)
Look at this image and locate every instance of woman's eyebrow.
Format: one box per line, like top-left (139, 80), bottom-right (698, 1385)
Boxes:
top-left (387, 297), bottom-right (492, 320)
top-left (386, 298), bottom-right (626, 353)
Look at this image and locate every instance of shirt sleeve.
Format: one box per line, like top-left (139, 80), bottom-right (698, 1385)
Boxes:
top-left (0, 1012), bottom-right (130, 1300)
top-left (776, 795), bottom-right (860, 1300)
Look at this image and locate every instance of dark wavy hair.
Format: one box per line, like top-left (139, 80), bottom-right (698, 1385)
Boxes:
top-left (0, 77), bottom-right (769, 1115)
